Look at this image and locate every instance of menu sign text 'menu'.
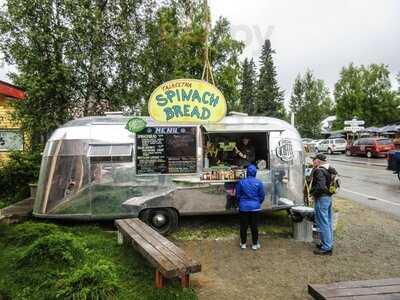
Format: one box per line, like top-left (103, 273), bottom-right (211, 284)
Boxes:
top-left (136, 127), bottom-right (197, 174)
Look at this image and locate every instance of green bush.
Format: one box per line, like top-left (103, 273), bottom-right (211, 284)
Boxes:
top-left (6, 221), bottom-right (61, 245)
top-left (0, 150), bottom-right (42, 206)
top-left (18, 232), bottom-right (87, 267)
top-left (55, 259), bottom-right (120, 300)
top-left (0, 288), bottom-right (11, 300)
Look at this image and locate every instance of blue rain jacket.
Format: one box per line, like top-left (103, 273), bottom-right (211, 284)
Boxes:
top-left (236, 164), bottom-right (266, 212)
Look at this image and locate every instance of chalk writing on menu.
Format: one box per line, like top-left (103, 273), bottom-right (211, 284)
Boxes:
top-left (136, 127), bottom-right (197, 174)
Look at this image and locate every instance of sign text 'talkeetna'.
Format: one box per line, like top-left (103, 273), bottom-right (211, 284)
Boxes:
top-left (148, 79), bottom-right (227, 123)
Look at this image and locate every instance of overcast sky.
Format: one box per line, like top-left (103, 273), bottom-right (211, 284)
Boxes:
top-left (1, 0), bottom-right (399, 105)
top-left (211, 0), bottom-right (400, 103)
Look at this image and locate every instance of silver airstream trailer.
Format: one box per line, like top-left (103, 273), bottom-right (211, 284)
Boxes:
top-left (33, 114), bottom-right (305, 233)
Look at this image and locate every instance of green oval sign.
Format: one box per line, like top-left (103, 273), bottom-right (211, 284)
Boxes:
top-left (126, 117), bottom-right (147, 133)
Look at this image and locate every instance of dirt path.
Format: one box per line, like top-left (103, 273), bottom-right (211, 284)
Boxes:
top-left (175, 198), bottom-right (400, 300)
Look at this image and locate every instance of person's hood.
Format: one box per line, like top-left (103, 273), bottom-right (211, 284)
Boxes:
top-left (247, 164), bottom-right (257, 177)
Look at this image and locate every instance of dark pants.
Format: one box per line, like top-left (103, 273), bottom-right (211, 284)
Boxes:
top-left (240, 211), bottom-right (259, 245)
top-left (226, 195), bottom-right (238, 209)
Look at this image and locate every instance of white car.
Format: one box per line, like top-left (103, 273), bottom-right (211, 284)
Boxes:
top-left (315, 138), bottom-right (347, 154)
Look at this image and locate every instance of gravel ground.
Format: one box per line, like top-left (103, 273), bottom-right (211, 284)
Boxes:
top-left (173, 198), bottom-right (400, 300)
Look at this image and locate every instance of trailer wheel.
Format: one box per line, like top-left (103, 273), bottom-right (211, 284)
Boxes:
top-left (139, 208), bottom-right (179, 235)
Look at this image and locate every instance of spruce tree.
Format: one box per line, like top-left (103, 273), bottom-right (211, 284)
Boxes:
top-left (255, 39), bottom-right (285, 118)
top-left (240, 58), bottom-right (256, 115)
top-left (290, 70), bottom-right (333, 138)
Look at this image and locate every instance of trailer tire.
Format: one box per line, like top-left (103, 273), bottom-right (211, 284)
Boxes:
top-left (139, 208), bottom-right (179, 235)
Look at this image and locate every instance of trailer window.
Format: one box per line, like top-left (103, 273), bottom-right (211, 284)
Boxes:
top-left (88, 144), bottom-right (133, 163)
top-left (205, 132), bottom-right (269, 168)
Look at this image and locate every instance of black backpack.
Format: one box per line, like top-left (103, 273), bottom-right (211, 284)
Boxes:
top-left (320, 167), bottom-right (340, 194)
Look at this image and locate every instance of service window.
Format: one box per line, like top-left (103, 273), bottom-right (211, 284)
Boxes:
top-left (205, 132), bottom-right (268, 168)
top-left (136, 126), bottom-right (197, 174)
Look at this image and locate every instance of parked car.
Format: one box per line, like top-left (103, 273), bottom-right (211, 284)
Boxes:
top-left (315, 138), bottom-right (347, 154)
top-left (345, 138), bottom-right (395, 158)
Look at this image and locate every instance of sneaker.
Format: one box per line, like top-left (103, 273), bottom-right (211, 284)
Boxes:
top-left (313, 249), bottom-right (333, 256)
top-left (251, 243), bottom-right (261, 250)
top-left (316, 243), bottom-right (334, 250)
top-left (240, 243), bottom-right (247, 250)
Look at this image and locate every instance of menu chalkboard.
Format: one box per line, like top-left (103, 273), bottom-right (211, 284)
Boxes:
top-left (136, 127), bottom-right (197, 174)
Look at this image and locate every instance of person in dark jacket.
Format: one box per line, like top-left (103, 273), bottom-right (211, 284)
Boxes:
top-left (234, 137), bottom-right (255, 167)
top-left (236, 164), bottom-right (266, 250)
top-left (310, 154), bottom-right (337, 256)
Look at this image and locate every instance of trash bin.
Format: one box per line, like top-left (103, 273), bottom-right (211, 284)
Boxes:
top-left (290, 206), bottom-right (314, 242)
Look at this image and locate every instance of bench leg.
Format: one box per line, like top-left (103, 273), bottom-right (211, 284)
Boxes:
top-left (180, 274), bottom-right (190, 288)
top-left (155, 270), bottom-right (165, 288)
top-left (117, 230), bottom-right (123, 245)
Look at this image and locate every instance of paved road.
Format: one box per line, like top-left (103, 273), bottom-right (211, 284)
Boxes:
top-left (325, 155), bottom-right (400, 218)
top-left (329, 153), bottom-right (387, 167)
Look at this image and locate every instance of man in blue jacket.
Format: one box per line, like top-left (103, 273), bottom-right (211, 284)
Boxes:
top-left (236, 164), bottom-right (266, 250)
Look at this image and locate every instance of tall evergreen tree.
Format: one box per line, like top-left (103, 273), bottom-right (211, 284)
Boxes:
top-left (334, 63), bottom-right (400, 127)
top-left (255, 39), bottom-right (285, 118)
top-left (240, 58), bottom-right (256, 114)
top-left (290, 70), bottom-right (333, 138)
top-left (0, 0), bottom-right (244, 147)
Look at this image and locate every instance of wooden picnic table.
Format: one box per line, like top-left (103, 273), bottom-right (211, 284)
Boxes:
top-left (309, 278), bottom-right (400, 299)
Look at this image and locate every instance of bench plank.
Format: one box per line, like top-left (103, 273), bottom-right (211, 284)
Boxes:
top-left (131, 218), bottom-right (200, 270)
top-left (123, 219), bottom-right (188, 275)
top-left (329, 294), bottom-right (400, 300)
top-left (309, 278), bottom-right (400, 300)
top-left (311, 278), bottom-right (400, 290)
top-left (126, 219), bottom-right (201, 273)
top-left (322, 286), bottom-right (400, 298)
top-left (116, 220), bottom-right (178, 278)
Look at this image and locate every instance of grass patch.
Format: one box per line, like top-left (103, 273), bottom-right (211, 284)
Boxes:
top-left (0, 220), bottom-right (197, 300)
top-left (18, 232), bottom-right (87, 267)
top-left (6, 221), bottom-right (61, 245)
top-left (55, 259), bottom-right (120, 300)
top-left (172, 211), bottom-right (292, 241)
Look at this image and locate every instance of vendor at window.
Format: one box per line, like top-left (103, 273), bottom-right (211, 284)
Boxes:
top-left (234, 137), bottom-right (255, 167)
top-left (206, 141), bottom-right (223, 166)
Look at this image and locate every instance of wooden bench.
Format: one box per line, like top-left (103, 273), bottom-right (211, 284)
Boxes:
top-left (309, 278), bottom-right (400, 299)
top-left (115, 218), bottom-right (201, 288)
